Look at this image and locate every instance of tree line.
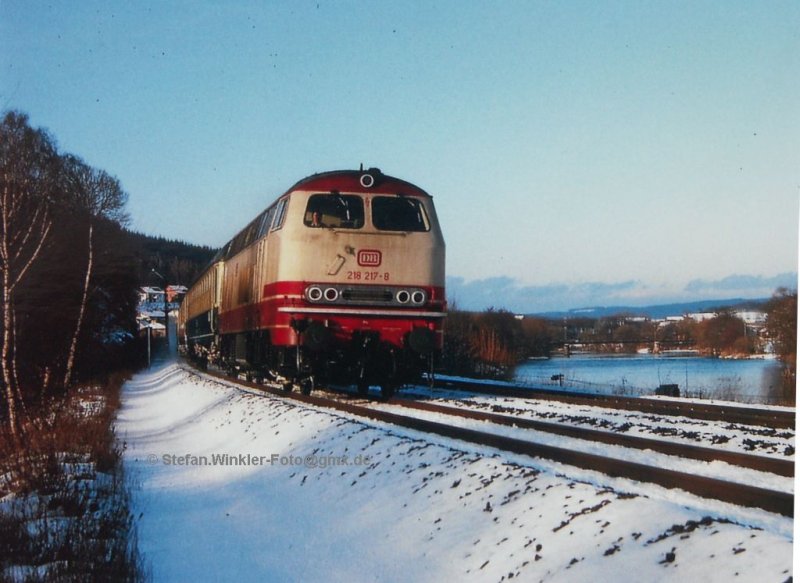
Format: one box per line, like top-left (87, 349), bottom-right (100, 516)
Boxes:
top-left (1, 111), bottom-right (151, 578)
top-left (127, 231), bottom-right (216, 287)
top-left (1, 111), bottom-right (132, 438)
top-left (0, 110), bottom-right (216, 440)
top-left (440, 290), bottom-right (797, 396)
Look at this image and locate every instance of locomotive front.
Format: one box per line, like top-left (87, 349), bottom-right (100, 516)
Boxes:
top-left (275, 168), bottom-right (446, 396)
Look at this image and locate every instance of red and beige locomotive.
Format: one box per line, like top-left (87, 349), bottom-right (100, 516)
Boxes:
top-left (178, 168), bottom-right (446, 397)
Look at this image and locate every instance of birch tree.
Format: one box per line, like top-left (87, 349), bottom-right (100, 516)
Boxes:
top-left (59, 154), bottom-right (129, 225)
top-left (0, 111), bottom-right (58, 437)
top-left (59, 155), bottom-right (129, 388)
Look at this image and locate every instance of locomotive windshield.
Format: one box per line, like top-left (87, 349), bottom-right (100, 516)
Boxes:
top-left (304, 193), bottom-right (365, 229)
top-left (372, 196), bottom-right (430, 232)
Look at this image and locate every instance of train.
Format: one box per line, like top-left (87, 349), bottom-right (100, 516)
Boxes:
top-left (177, 168), bottom-right (446, 398)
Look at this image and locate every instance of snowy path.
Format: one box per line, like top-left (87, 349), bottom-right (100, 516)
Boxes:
top-left (118, 362), bottom-right (793, 582)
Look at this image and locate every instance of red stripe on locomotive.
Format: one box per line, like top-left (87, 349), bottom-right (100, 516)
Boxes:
top-left (219, 280), bottom-right (445, 349)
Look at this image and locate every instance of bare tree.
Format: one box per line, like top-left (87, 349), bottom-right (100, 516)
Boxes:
top-left (0, 111), bottom-right (58, 437)
top-left (59, 156), bottom-right (130, 388)
top-left (765, 287), bottom-right (797, 403)
top-left (62, 223), bottom-right (93, 388)
top-left (59, 154), bottom-right (130, 226)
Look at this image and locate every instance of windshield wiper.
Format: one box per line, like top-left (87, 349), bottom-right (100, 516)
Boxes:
top-left (333, 192), bottom-right (351, 221)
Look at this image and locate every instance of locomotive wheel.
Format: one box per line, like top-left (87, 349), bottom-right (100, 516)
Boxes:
top-left (300, 376), bottom-right (314, 396)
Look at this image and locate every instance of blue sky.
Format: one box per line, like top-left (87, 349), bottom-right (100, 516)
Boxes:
top-left (2, 1), bottom-right (798, 311)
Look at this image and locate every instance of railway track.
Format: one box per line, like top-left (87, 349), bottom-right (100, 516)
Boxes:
top-left (379, 398), bottom-right (795, 477)
top-left (432, 377), bottom-right (796, 429)
top-left (192, 365), bottom-right (794, 517)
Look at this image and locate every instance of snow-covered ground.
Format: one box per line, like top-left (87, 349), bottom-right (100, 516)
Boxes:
top-left (359, 398), bottom-right (793, 493)
top-left (118, 361), bottom-right (794, 582)
top-left (402, 388), bottom-right (796, 460)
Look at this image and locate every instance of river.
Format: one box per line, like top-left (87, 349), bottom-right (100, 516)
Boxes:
top-left (513, 354), bottom-right (789, 405)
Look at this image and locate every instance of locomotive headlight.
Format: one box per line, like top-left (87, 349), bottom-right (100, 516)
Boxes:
top-left (411, 290), bottom-right (427, 305)
top-left (306, 286), bottom-right (323, 302)
top-left (396, 290), bottom-right (411, 304)
top-left (324, 287), bottom-right (340, 302)
top-left (360, 173), bottom-right (375, 188)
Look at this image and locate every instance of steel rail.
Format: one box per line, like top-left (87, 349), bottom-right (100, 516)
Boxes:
top-left (432, 378), bottom-right (796, 430)
top-left (196, 366), bottom-right (794, 517)
top-left (381, 398), bottom-right (795, 477)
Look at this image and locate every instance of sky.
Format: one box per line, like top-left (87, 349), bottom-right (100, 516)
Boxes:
top-left (2, 1), bottom-right (798, 312)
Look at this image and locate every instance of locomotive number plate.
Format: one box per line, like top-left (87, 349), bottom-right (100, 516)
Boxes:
top-left (347, 271), bottom-right (390, 282)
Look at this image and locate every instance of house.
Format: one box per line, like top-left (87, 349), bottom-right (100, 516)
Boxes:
top-left (139, 286), bottom-right (164, 304)
top-left (167, 285), bottom-right (188, 303)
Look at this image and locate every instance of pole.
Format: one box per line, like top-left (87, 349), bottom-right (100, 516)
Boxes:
top-left (151, 269), bottom-right (169, 343)
top-left (164, 285), bottom-right (168, 342)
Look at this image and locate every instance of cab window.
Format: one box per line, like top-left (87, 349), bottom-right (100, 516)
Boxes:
top-left (372, 197), bottom-right (429, 232)
top-left (271, 198), bottom-right (288, 231)
top-left (257, 206), bottom-right (275, 237)
top-left (304, 194), bottom-right (364, 229)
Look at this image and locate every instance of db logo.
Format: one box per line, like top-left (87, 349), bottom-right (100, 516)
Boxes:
top-left (357, 249), bottom-right (382, 267)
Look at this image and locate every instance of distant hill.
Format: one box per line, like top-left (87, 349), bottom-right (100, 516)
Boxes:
top-left (530, 298), bottom-right (769, 320)
top-left (126, 231), bottom-right (218, 287)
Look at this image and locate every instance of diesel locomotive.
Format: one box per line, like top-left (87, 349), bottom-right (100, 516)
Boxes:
top-left (178, 168), bottom-right (446, 397)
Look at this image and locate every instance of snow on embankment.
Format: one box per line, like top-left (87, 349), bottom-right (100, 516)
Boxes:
top-left (117, 363), bottom-right (793, 582)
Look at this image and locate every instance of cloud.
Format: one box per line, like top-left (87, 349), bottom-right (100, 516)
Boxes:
top-left (446, 272), bottom-right (798, 313)
top-left (684, 273), bottom-right (797, 295)
top-left (446, 277), bottom-right (643, 313)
